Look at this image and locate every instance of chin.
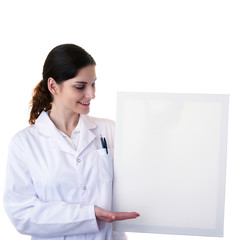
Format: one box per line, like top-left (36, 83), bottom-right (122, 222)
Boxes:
top-left (78, 109), bottom-right (90, 115)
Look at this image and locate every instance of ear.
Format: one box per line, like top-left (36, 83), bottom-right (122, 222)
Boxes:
top-left (47, 77), bottom-right (58, 95)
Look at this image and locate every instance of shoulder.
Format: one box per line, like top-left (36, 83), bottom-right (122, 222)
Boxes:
top-left (82, 115), bottom-right (115, 130)
top-left (10, 125), bottom-right (36, 147)
top-left (7, 126), bottom-right (36, 162)
top-left (91, 116), bottom-right (115, 128)
top-left (82, 115), bottom-right (115, 147)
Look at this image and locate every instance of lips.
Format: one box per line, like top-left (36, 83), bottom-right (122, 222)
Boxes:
top-left (78, 101), bottom-right (90, 106)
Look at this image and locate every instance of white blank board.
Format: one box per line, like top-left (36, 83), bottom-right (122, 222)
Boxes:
top-left (113, 92), bottom-right (229, 237)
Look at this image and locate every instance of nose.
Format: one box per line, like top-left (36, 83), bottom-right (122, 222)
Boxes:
top-left (85, 85), bottom-right (95, 100)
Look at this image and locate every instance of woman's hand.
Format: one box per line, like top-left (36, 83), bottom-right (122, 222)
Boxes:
top-left (94, 206), bottom-right (140, 223)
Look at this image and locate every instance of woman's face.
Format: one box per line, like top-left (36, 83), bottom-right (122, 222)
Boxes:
top-left (53, 65), bottom-right (96, 115)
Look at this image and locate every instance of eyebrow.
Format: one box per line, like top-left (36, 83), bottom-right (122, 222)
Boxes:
top-left (75, 81), bottom-right (87, 84)
top-left (74, 79), bottom-right (97, 84)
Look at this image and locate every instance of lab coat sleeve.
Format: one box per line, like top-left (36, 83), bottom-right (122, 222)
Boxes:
top-left (3, 136), bottom-right (99, 238)
top-left (111, 231), bottom-right (127, 240)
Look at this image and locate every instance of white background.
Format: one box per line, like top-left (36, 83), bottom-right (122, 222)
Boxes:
top-left (0, 1), bottom-right (232, 240)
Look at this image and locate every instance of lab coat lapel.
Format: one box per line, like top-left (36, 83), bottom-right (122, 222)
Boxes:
top-left (52, 131), bottom-right (75, 155)
top-left (35, 111), bottom-right (97, 155)
top-left (35, 111), bottom-right (76, 155)
top-left (77, 115), bottom-right (97, 156)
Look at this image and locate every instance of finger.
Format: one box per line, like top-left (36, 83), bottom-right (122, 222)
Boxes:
top-left (114, 212), bottom-right (140, 220)
top-left (109, 214), bottom-right (116, 221)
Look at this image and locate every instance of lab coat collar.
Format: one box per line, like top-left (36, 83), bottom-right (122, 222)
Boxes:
top-left (77, 114), bottom-right (97, 156)
top-left (35, 111), bottom-right (97, 155)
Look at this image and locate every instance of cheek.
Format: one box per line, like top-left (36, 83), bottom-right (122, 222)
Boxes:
top-left (70, 92), bottom-right (82, 103)
top-left (60, 94), bottom-right (77, 106)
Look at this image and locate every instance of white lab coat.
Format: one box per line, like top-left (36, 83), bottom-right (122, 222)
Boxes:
top-left (3, 111), bottom-right (126, 240)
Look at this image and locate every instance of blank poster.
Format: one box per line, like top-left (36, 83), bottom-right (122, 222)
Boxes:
top-left (113, 92), bottom-right (229, 237)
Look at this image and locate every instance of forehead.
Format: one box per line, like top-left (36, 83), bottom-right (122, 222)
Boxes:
top-left (60, 65), bottom-right (96, 87)
top-left (74, 65), bottom-right (96, 81)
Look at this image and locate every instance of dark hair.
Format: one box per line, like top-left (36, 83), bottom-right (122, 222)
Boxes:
top-left (29, 44), bottom-right (96, 125)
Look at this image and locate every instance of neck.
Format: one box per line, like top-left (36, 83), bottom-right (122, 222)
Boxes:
top-left (49, 106), bottom-right (80, 138)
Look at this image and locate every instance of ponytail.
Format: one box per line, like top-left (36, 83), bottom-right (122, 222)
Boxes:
top-left (29, 80), bottom-right (52, 125)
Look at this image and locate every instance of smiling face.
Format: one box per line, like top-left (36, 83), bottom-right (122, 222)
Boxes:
top-left (49, 65), bottom-right (96, 116)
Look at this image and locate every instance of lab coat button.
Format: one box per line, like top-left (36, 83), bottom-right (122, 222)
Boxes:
top-left (77, 159), bottom-right (81, 163)
top-left (83, 186), bottom-right (86, 190)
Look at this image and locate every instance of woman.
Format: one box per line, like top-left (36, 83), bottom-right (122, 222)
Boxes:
top-left (3, 44), bottom-right (139, 240)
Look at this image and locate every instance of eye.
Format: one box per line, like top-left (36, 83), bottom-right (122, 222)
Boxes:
top-left (75, 85), bottom-right (86, 90)
top-left (92, 81), bottom-right (96, 88)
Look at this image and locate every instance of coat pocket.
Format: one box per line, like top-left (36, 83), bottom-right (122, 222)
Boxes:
top-left (96, 148), bottom-right (114, 182)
